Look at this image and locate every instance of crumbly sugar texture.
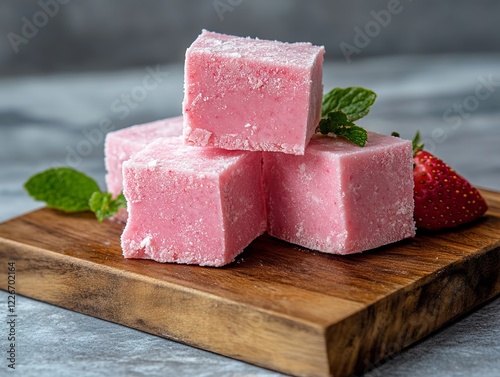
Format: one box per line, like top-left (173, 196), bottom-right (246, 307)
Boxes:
top-left (121, 137), bottom-right (267, 267)
top-left (105, 116), bottom-right (183, 196)
top-left (104, 116), bottom-right (183, 221)
top-left (263, 132), bottom-right (416, 255)
top-left (183, 30), bottom-right (325, 155)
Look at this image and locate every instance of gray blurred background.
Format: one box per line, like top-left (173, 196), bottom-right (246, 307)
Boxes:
top-left (1, 0), bottom-right (500, 76)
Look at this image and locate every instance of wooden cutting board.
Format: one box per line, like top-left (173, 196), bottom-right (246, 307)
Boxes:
top-left (1, 189), bottom-right (499, 377)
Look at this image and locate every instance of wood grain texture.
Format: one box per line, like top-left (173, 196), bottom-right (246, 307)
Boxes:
top-left (0, 189), bottom-right (499, 377)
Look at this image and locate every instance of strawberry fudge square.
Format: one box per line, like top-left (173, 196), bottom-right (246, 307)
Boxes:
top-left (183, 30), bottom-right (325, 155)
top-left (104, 116), bottom-right (183, 222)
top-left (105, 116), bottom-right (183, 197)
top-left (263, 132), bottom-right (416, 255)
top-left (121, 137), bottom-right (267, 267)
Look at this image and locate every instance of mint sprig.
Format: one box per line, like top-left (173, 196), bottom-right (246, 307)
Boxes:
top-left (317, 87), bottom-right (377, 147)
top-left (318, 111), bottom-right (368, 147)
top-left (24, 167), bottom-right (126, 222)
top-left (89, 191), bottom-right (127, 222)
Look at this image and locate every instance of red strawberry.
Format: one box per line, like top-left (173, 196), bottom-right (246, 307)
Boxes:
top-left (411, 132), bottom-right (488, 230)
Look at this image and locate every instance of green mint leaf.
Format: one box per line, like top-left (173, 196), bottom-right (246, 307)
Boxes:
top-left (318, 110), bottom-right (354, 133)
top-left (112, 192), bottom-right (127, 211)
top-left (25, 167), bottom-right (127, 221)
top-left (88, 192), bottom-right (111, 222)
top-left (335, 124), bottom-right (368, 147)
top-left (89, 191), bottom-right (127, 222)
top-left (322, 87), bottom-right (377, 121)
top-left (24, 167), bottom-right (100, 212)
top-left (317, 87), bottom-right (376, 147)
top-left (412, 131), bottom-right (424, 154)
top-left (318, 110), bottom-right (368, 147)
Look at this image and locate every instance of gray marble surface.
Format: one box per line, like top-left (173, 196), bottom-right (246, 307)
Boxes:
top-left (0, 54), bottom-right (499, 376)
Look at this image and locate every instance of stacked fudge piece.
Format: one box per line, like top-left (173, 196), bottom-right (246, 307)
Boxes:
top-left (183, 31), bottom-right (324, 154)
top-left (105, 30), bottom-right (415, 267)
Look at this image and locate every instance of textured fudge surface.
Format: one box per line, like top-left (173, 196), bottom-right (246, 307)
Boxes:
top-left (264, 132), bottom-right (415, 255)
top-left (121, 137), bottom-right (267, 267)
top-left (104, 116), bottom-right (183, 222)
top-left (104, 116), bottom-right (183, 197)
top-left (183, 30), bottom-right (325, 155)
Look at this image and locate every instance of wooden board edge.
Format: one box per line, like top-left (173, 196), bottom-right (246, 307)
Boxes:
top-left (323, 243), bottom-right (500, 377)
top-left (0, 238), bottom-right (331, 377)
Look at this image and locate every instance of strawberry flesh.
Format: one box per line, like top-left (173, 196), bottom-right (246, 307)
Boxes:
top-left (413, 150), bottom-right (488, 230)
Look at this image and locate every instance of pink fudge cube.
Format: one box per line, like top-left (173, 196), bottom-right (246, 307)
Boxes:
top-left (183, 30), bottom-right (325, 155)
top-left (263, 132), bottom-right (415, 255)
top-left (105, 116), bottom-right (183, 196)
top-left (104, 116), bottom-right (183, 222)
top-left (121, 137), bottom-right (267, 267)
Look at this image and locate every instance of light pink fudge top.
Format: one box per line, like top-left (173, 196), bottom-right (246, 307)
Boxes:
top-left (104, 116), bottom-right (183, 196)
top-left (188, 30), bottom-right (324, 68)
top-left (127, 137), bottom-right (250, 175)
